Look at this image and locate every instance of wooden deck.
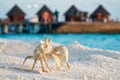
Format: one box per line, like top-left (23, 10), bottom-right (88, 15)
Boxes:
top-left (0, 22), bottom-right (120, 34)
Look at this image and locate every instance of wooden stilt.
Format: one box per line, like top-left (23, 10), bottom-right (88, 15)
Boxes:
top-left (48, 24), bottom-right (52, 33)
top-left (16, 24), bottom-right (23, 33)
top-left (2, 24), bottom-right (8, 34)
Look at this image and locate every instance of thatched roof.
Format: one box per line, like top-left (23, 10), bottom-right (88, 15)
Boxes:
top-left (37, 5), bottom-right (53, 15)
top-left (64, 5), bottom-right (80, 16)
top-left (90, 5), bottom-right (110, 17)
top-left (7, 5), bottom-right (25, 16)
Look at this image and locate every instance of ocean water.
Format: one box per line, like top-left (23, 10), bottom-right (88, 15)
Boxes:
top-left (0, 34), bottom-right (120, 51)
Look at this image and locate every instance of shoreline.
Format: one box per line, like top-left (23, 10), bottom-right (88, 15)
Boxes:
top-left (0, 33), bottom-right (120, 52)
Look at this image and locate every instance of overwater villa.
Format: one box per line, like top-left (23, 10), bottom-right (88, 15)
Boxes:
top-left (1, 4), bottom-right (119, 34)
top-left (7, 5), bottom-right (26, 22)
top-left (36, 5), bottom-right (54, 23)
top-left (64, 5), bottom-right (88, 22)
top-left (90, 5), bottom-right (110, 22)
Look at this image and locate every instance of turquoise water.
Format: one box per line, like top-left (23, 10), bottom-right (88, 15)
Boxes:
top-left (0, 34), bottom-right (120, 51)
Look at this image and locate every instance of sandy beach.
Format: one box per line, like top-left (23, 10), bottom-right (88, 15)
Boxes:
top-left (0, 39), bottom-right (120, 80)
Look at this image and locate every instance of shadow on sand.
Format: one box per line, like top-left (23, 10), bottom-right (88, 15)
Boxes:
top-left (0, 66), bottom-right (40, 74)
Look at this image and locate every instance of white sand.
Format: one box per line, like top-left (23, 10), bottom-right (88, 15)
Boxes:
top-left (0, 39), bottom-right (120, 80)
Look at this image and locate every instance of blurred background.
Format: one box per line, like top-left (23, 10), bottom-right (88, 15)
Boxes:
top-left (0, 0), bottom-right (119, 21)
top-left (0, 0), bottom-right (120, 51)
